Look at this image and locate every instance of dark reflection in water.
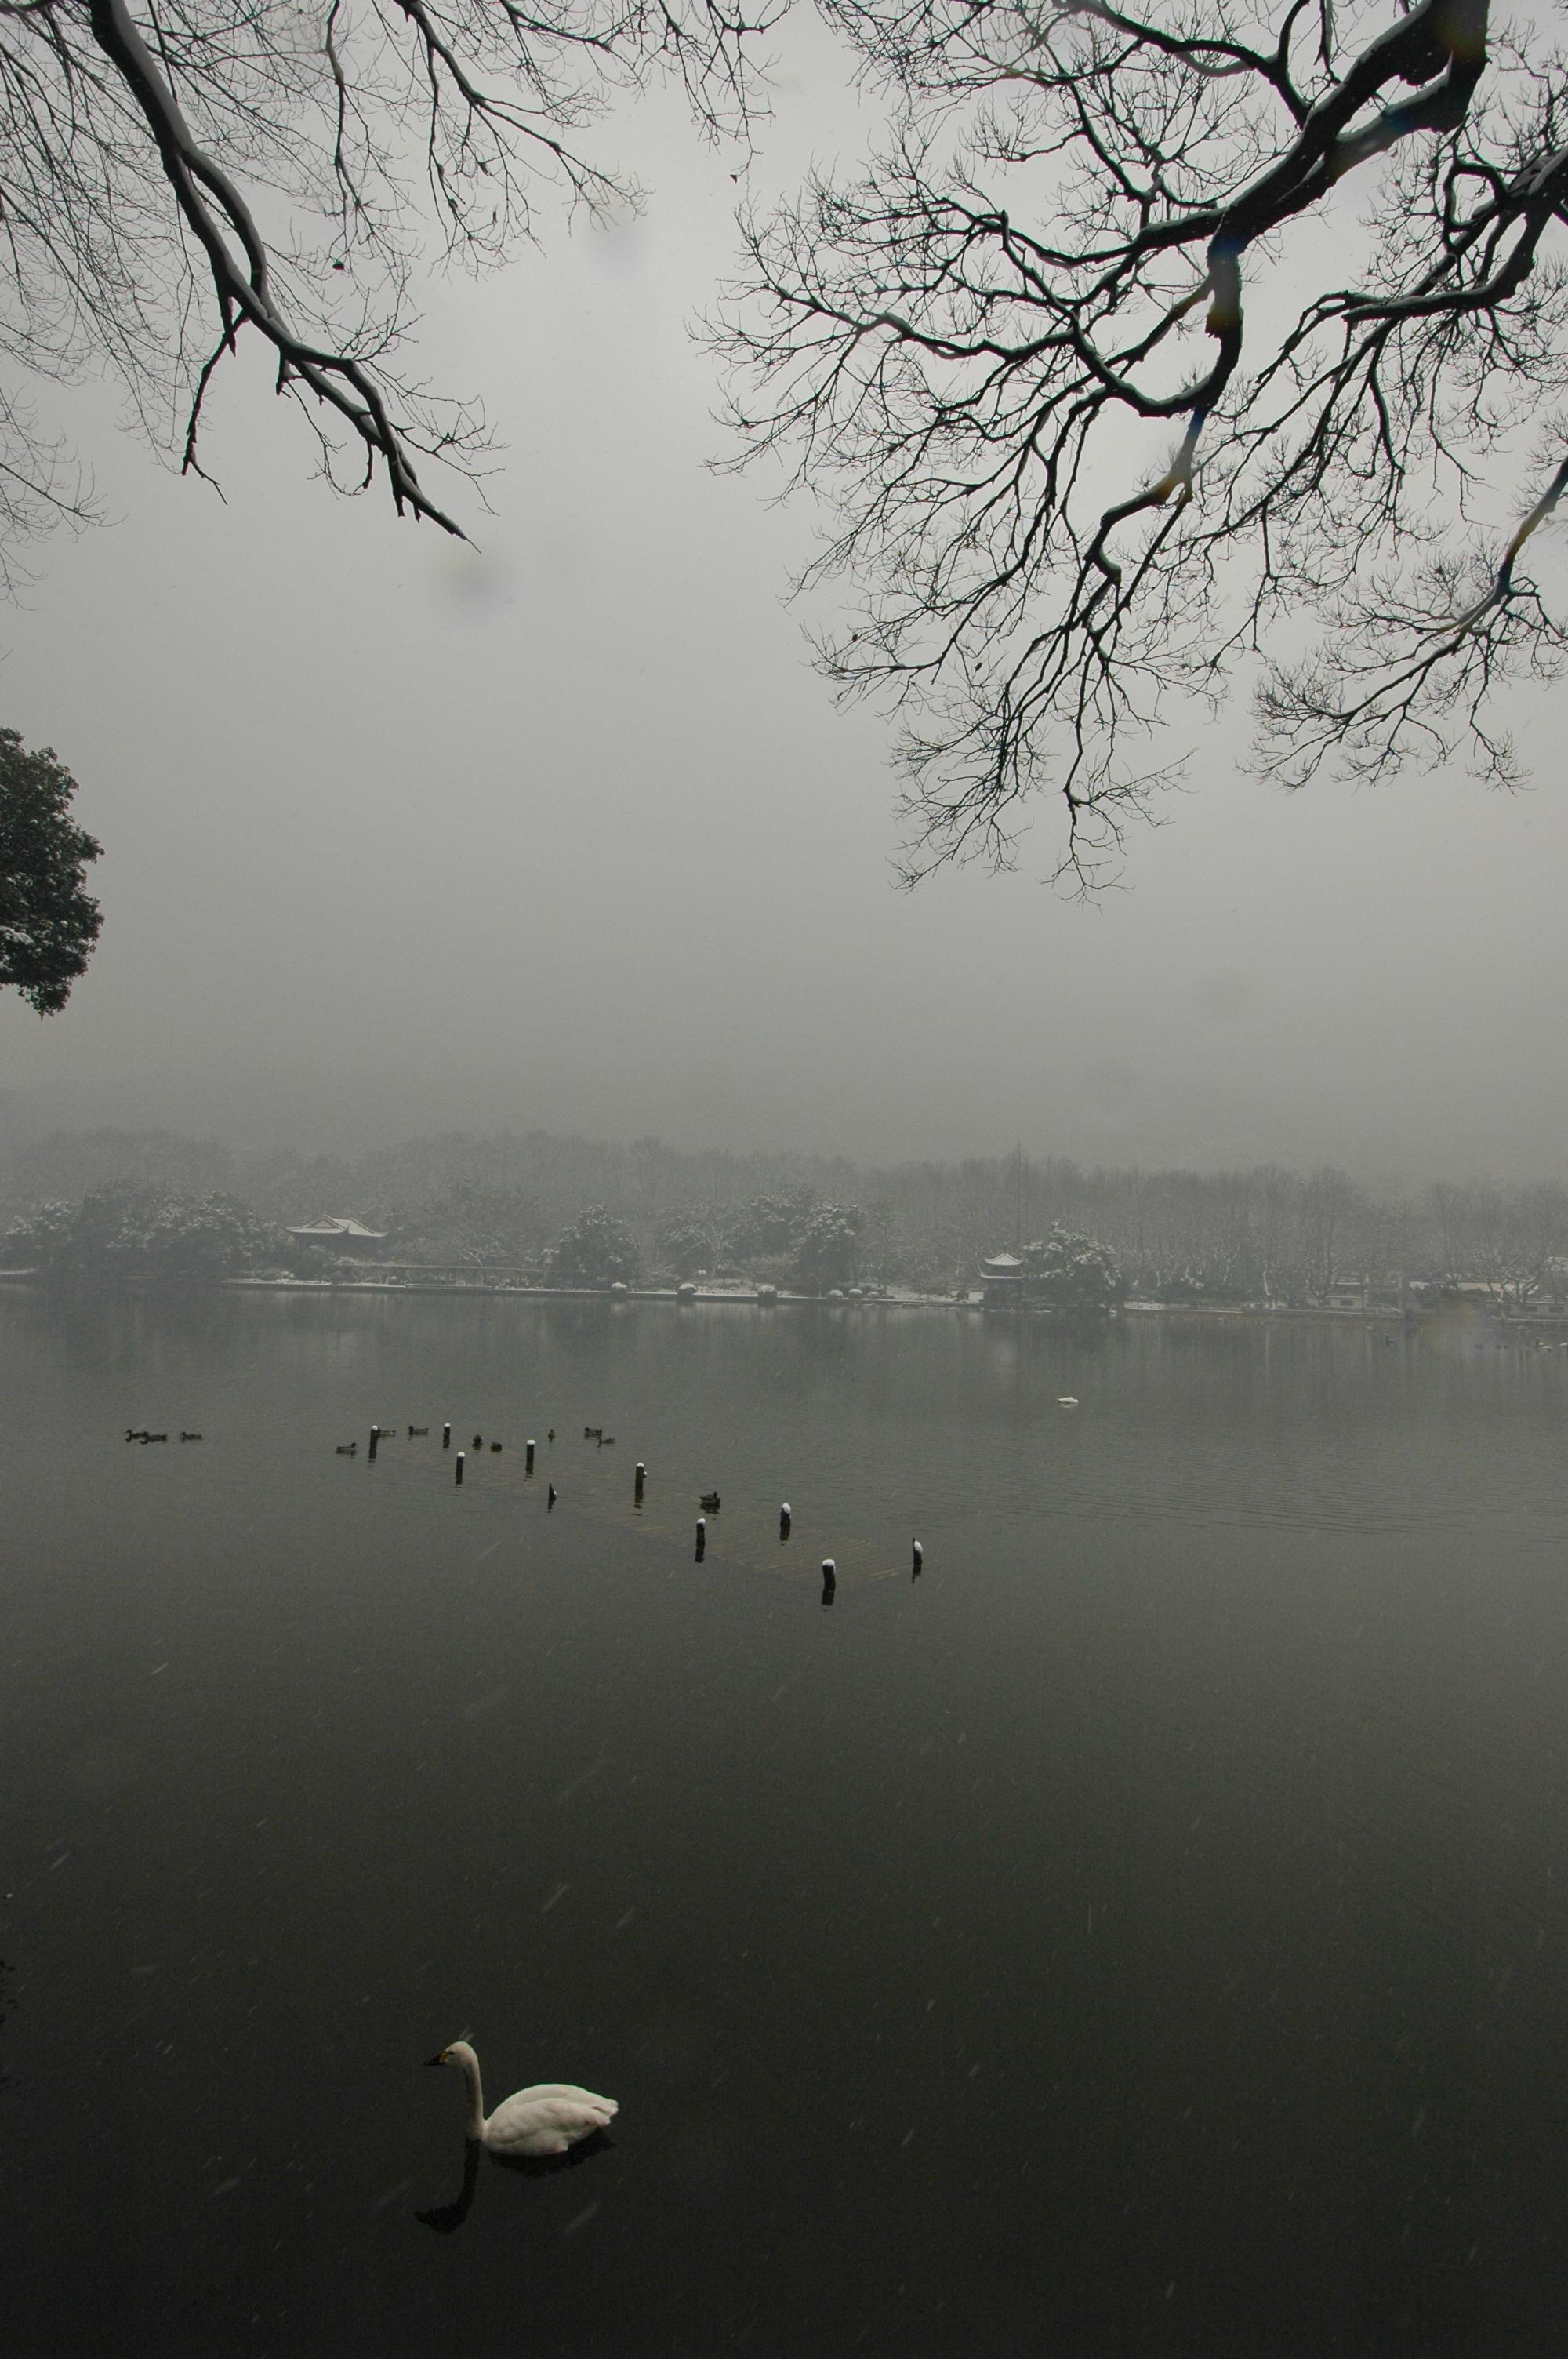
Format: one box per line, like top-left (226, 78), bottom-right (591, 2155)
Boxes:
top-left (417, 2129), bottom-right (615, 2233)
top-left (417, 2139), bottom-right (482, 2234)
top-left (5, 1291), bottom-right (1568, 2356)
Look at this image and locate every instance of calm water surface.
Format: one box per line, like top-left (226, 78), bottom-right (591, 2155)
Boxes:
top-left (5, 1292), bottom-right (1568, 2357)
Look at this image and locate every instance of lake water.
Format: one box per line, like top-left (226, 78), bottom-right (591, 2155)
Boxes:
top-left (5, 1290), bottom-right (1568, 2357)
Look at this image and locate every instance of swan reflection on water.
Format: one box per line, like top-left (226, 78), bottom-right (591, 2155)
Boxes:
top-left (418, 2041), bottom-right (618, 2234)
top-left (416, 2125), bottom-right (616, 2234)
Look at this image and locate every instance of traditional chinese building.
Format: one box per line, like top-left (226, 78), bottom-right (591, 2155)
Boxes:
top-left (978, 1250), bottom-right (1024, 1309)
top-left (284, 1216), bottom-right (387, 1256)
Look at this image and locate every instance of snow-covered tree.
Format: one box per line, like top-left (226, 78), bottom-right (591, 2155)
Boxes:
top-left (546, 1204), bottom-right (641, 1288)
top-left (791, 1202), bottom-right (865, 1292)
top-left (1022, 1226), bottom-right (1124, 1314)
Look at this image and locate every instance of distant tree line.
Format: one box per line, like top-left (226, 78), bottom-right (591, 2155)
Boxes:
top-left (2, 1128), bottom-right (1567, 1308)
top-left (2, 1184), bottom-right (287, 1284)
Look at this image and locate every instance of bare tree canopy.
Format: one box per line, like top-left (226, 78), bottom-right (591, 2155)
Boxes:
top-left (7, 2), bottom-right (1566, 882)
top-left (0, 0), bottom-right (763, 589)
top-left (714, 1), bottom-right (1568, 880)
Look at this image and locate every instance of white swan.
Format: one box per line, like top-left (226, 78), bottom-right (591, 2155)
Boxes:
top-left (426, 2040), bottom-right (618, 2157)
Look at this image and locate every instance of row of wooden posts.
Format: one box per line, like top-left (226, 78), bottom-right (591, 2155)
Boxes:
top-left (362, 1423), bottom-right (924, 1603)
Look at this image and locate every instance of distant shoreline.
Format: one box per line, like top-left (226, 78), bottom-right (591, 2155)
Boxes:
top-left (4, 1267), bottom-right (1564, 1327)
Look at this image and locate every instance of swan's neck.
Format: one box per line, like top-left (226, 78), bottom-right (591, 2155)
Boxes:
top-left (455, 2049), bottom-right (485, 2140)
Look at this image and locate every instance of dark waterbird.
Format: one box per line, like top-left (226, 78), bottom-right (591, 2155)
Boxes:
top-left (583, 1426), bottom-right (602, 1440)
top-left (140, 1432), bottom-right (169, 1443)
top-left (180, 1431), bottom-right (203, 1442)
top-left (408, 1424), bottom-right (430, 1437)
top-left (336, 1441), bottom-right (358, 1456)
top-left (125, 1428), bottom-right (148, 1442)
top-left (489, 1441), bottom-right (503, 1453)
top-left (699, 1491), bottom-right (721, 1512)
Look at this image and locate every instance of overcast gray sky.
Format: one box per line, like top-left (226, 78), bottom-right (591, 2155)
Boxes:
top-left (2, 24), bottom-right (1565, 1184)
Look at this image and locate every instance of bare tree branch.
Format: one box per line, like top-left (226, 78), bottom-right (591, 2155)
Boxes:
top-left (716, 1), bottom-right (1568, 883)
top-left (1, 0), bottom-right (777, 556)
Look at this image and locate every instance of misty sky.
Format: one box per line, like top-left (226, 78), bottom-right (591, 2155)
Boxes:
top-left (2, 22), bottom-right (1565, 1185)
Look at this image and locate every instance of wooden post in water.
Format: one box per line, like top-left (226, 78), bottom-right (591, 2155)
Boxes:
top-left (547, 1482), bottom-right (557, 1509)
top-left (455, 1451), bottom-right (465, 1486)
top-left (442, 1423), bottom-right (451, 1451)
top-left (821, 1558), bottom-right (836, 1605)
top-left (634, 1462), bottom-right (645, 1502)
top-left (779, 1503), bottom-right (792, 1539)
top-left (368, 1424), bottom-right (379, 1461)
top-left (912, 1540), bottom-right (923, 1577)
top-left (695, 1517), bottom-right (706, 1561)
top-left (525, 1439), bottom-right (535, 1474)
